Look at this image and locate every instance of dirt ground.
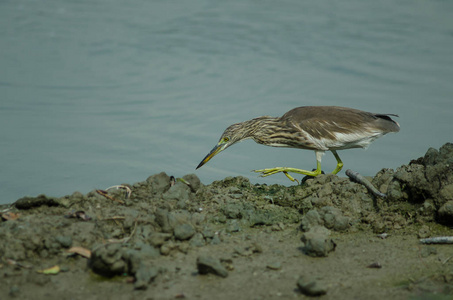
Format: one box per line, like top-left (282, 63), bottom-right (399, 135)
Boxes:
top-left (1, 143), bottom-right (453, 300)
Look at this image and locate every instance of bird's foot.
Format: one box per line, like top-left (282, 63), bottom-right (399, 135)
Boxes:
top-left (332, 162), bottom-right (344, 175)
top-left (253, 167), bottom-right (321, 183)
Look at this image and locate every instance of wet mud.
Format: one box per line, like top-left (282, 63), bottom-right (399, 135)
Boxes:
top-left (1, 143), bottom-right (453, 299)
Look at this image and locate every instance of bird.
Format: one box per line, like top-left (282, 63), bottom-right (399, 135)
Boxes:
top-left (196, 106), bottom-right (400, 182)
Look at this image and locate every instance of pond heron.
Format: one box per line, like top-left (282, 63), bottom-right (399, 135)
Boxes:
top-left (196, 106), bottom-right (400, 182)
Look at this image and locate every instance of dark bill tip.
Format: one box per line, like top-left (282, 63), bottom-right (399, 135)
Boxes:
top-left (196, 144), bottom-right (222, 170)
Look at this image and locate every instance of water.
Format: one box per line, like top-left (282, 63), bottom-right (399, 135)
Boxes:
top-left (1, 0), bottom-right (452, 204)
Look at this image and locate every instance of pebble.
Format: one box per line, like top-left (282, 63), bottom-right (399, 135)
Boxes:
top-left (134, 264), bottom-right (159, 290)
top-left (196, 255), bottom-right (228, 278)
top-left (55, 235), bottom-right (72, 248)
top-left (297, 276), bottom-right (327, 296)
top-left (301, 226), bottom-right (336, 257)
top-left (438, 200), bottom-right (453, 226)
top-left (174, 223), bottom-right (196, 241)
top-left (146, 172), bottom-right (171, 195)
top-left (88, 243), bottom-right (128, 277)
top-left (266, 262), bottom-right (282, 270)
top-left (148, 232), bottom-right (172, 247)
top-left (189, 233), bottom-right (206, 247)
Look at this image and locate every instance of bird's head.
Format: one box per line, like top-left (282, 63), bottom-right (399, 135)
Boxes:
top-left (196, 122), bottom-right (248, 169)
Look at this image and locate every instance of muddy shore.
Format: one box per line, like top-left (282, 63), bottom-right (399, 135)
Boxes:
top-left (1, 143), bottom-right (453, 300)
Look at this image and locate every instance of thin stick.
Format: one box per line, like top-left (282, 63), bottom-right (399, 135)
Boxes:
top-left (105, 185), bottom-right (132, 199)
top-left (420, 236), bottom-right (453, 244)
top-left (96, 189), bottom-right (125, 204)
top-left (346, 169), bottom-right (386, 198)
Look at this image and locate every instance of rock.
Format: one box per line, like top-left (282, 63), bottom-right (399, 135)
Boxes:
top-left (300, 210), bottom-right (323, 232)
top-left (155, 209), bottom-right (172, 233)
top-left (196, 255), bottom-right (228, 278)
top-left (88, 244), bottom-right (128, 277)
top-left (210, 234), bottom-right (221, 245)
top-left (439, 183), bottom-right (453, 202)
top-left (297, 276), bottom-right (327, 296)
top-left (437, 200), bottom-right (453, 225)
top-left (386, 180), bottom-right (405, 201)
top-left (221, 203), bottom-right (242, 219)
top-left (266, 262), bottom-right (282, 270)
top-left (301, 226), bottom-right (336, 257)
top-left (168, 210), bottom-right (192, 230)
top-left (417, 225), bottom-right (431, 239)
top-left (182, 173), bottom-right (202, 192)
top-left (319, 207), bottom-right (350, 231)
top-left (162, 182), bottom-right (191, 202)
top-left (160, 241), bottom-right (176, 256)
top-left (88, 243), bottom-right (159, 281)
top-left (54, 197), bottom-right (72, 208)
top-left (201, 226), bottom-right (215, 239)
top-left (189, 233), bottom-right (206, 247)
top-left (394, 164), bottom-right (432, 202)
top-left (234, 243), bottom-right (262, 257)
top-left (418, 143), bottom-right (453, 166)
top-left (14, 195), bottom-right (58, 210)
top-left (133, 243), bottom-right (160, 259)
top-left (134, 264), bottom-right (159, 290)
top-left (146, 172), bottom-right (171, 195)
top-left (148, 232), bottom-right (172, 247)
top-left (421, 147), bottom-right (440, 166)
top-left (227, 219), bottom-right (241, 233)
top-left (174, 223), bottom-right (196, 241)
top-left (55, 236), bottom-right (72, 248)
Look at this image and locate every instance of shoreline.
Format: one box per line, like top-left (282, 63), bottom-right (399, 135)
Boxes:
top-left (1, 143), bottom-right (452, 299)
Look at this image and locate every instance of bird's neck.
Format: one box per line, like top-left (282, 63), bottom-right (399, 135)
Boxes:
top-left (242, 116), bottom-right (282, 144)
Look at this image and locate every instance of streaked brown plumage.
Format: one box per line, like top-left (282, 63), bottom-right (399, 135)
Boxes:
top-left (196, 106), bottom-right (400, 182)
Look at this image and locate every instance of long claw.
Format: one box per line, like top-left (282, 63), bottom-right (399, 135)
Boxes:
top-left (253, 167), bottom-right (322, 182)
top-left (283, 171), bottom-right (299, 184)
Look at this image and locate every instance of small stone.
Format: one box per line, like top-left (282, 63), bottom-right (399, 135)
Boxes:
top-left (366, 262), bottom-right (382, 269)
top-left (301, 226), bottom-right (336, 257)
top-left (155, 209), bottom-right (172, 233)
top-left (14, 194), bottom-right (58, 209)
top-left (88, 244), bottom-right (127, 277)
top-left (55, 236), bottom-right (72, 248)
top-left (417, 225), bottom-right (431, 239)
top-left (227, 220), bottom-right (241, 233)
top-left (297, 276), bottom-right (327, 296)
top-left (202, 227), bottom-right (215, 239)
top-left (438, 201), bottom-right (453, 225)
top-left (174, 223), bottom-right (196, 241)
top-left (163, 182), bottom-right (191, 202)
top-left (300, 209), bottom-right (323, 232)
top-left (160, 241), bottom-right (177, 256)
top-left (266, 262), bottom-right (282, 270)
top-left (196, 255), bottom-right (228, 278)
top-left (148, 232), bottom-right (172, 247)
top-left (189, 233), bottom-right (206, 247)
top-left (210, 234), bottom-right (221, 245)
top-left (134, 264), bottom-right (159, 290)
top-left (146, 172), bottom-right (171, 195)
top-left (182, 174), bottom-right (202, 192)
top-left (320, 206), bottom-right (349, 232)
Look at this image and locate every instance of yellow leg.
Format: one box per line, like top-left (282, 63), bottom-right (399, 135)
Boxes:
top-left (253, 151), bottom-right (323, 182)
top-left (331, 150), bottom-right (343, 174)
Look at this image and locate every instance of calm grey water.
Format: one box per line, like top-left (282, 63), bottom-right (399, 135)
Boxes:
top-left (1, 0), bottom-right (452, 204)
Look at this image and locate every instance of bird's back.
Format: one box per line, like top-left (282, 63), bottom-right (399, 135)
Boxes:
top-left (280, 106), bottom-right (400, 150)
